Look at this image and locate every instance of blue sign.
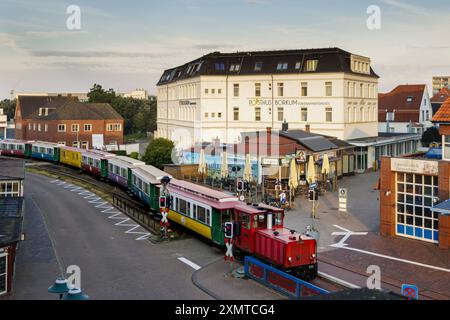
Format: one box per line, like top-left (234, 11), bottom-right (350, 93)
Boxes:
top-left (309, 183), bottom-right (317, 189)
top-left (401, 284), bottom-right (418, 300)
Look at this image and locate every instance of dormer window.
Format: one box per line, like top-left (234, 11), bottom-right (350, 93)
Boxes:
top-left (254, 62), bottom-right (263, 71)
top-left (215, 63), bottom-right (225, 71)
top-left (276, 63), bottom-right (288, 71)
top-left (304, 60), bottom-right (318, 72)
top-left (406, 96), bottom-right (413, 103)
top-left (295, 62), bottom-right (301, 70)
top-left (230, 64), bottom-right (240, 72)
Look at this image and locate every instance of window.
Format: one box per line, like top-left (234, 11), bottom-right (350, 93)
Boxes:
top-left (211, 113), bottom-right (215, 118)
top-left (106, 123), bottom-right (122, 131)
top-left (58, 141), bottom-right (66, 146)
top-left (233, 107), bottom-right (239, 121)
top-left (58, 124), bottom-right (66, 132)
top-left (218, 112), bottom-right (222, 118)
top-left (178, 198), bottom-right (190, 216)
top-left (444, 136), bottom-right (450, 160)
top-left (295, 62), bottom-right (301, 70)
top-left (425, 110), bottom-right (429, 121)
top-left (325, 107), bottom-right (332, 122)
top-left (84, 124), bottom-right (92, 132)
top-left (81, 141), bottom-right (88, 149)
top-left (407, 96), bottom-right (413, 103)
top-left (33, 123), bottom-right (36, 131)
top-left (215, 63), bottom-right (225, 71)
top-left (73, 141), bottom-right (79, 148)
top-left (0, 254), bottom-right (6, 295)
top-left (386, 112), bottom-right (395, 121)
top-left (71, 124), bottom-right (79, 132)
top-left (277, 83), bottom-right (284, 97)
top-left (44, 124), bottom-right (48, 132)
top-left (396, 172), bottom-right (439, 243)
top-left (254, 62), bottom-right (263, 71)
top-left (194, 204), bottom-right (211, 225)
top-left (211, 89), bottom-right (215, 94)
top-left (255, 83), bottom-right (261, 97)
top-left (305, 59), bottom-right (318, 71)
top-left (301, 82), bottom-right (308, 96)
top-left (38, 124), bottom-right (41, 132)
top-left (277, 107), bottom-right (284, 122)
top-left (230, 64), bottom-right (240, 72)
top-left (204, 113), bottom-right (209, 118)
top-left (0, 181), bottom-right (21, 197)
top-left (255, 107), bottom-right (261, 121)
top-left (301, 108), bottom-right (308, 122)
top-left (233, 84), bottom-right (239, 97)
top-left (205, 88), bottom-right (209, 94)
top-left (325, 81), bottom-right (332, 96)
top-left (28, 123), bottom-right (31, 131)
top-left (360, 83), bottom-right (364, 97)
top-left (360, 107), bottom-right (364, 121)
top-left (276, 62), bottom-right (288, 71)
top-left (218, 89), bottom-right (222, 94)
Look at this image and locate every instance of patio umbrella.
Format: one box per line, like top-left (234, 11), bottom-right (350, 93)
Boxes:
top-left (288, 158), bottom-right (298, 195)
top-left (321, 153), bottom-right (330, 175)
top-left (243, 153), bottom-right (252, 181)
top-left (307, 155), bottom-right (316, 184)
top-left (220, 151), bottom-right (229, 179)
top-left (198, 149), bottom-right (207, 174)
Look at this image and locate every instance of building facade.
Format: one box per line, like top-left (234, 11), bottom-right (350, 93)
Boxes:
top-left (0, 108), bottom-right (6, 140)
top-left (431, 87), bottom-right (450, 116)
top-left (0, 158), bottom-right (24, 296)
top-left (379, 97), bottom-right (450, 249)
top-left (156, 48), bottom-right (379, 148)
top-left (378, 85), bottom-right (432, 135)
top-left (15, 96), bottom-right (124, 148)
top-left (432, 76), bottom-right (450, 95)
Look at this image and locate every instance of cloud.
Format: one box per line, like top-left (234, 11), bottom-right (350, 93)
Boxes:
top-left (380, 0), bottom-right (429, 14)
top-left (25, 31), bottom-right (88, 39)
top-left (191, 44), bottom-right (236, 50)
top-left (31, 50), bottom-right (167, 58)
top-left (244, 0), bottom-right (269, 4)
top-left (0, 33), bottom-right (19, 49)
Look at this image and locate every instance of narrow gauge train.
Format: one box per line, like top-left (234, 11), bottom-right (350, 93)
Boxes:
top-left (0, 139), bottom-right (318, 280)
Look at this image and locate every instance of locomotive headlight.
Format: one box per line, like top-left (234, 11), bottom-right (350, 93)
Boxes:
top-left (288, 257), bottom-right (292, 264)
top-left (310, 254), bottom-right (316, 260)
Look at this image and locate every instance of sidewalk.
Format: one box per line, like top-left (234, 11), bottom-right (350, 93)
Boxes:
top-left (320, 232), bottom-right (450, 299)
top-left (192, 258), bottom-right (286, 300)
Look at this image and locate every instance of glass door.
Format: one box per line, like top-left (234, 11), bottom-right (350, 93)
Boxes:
top-left (0, 253), bottom-right (7, 295)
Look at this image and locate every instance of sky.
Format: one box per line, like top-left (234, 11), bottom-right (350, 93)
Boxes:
top-left (0, 0), bottom-right (449, 99)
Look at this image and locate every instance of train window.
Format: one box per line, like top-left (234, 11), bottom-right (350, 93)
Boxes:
top-left (179, 199), bottom-right (189, 216)
top-left (33, 146), bottom-right (38, 153)
top-left (48, 148), bottom-right (53, 155)
top-left (94, 160), bottom-right (100, 168)
top-left (240, 214), bottom-right (251, 229)
top-left (253, 214), bottom-right (266, 229)
top-left (109, 164), bottom-right (113, 172)
top-left (197, 206), bottom-right (207, 224)
top-left (144, 183), bottom-right (149, 195)
top-left (274, 212), bottom-right (283, 226)
top-left (40, 147), bottom-right (45, 153)
top-left (121, 168), bottom-right (126, 178)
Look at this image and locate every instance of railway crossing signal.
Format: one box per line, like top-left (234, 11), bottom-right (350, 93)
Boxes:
top-left (159, 195), bottom-right (167, 208)
top-left (309, 189), bottom-right (318, 201)
top-left (224, 222), bottom-right (233, 238)
top-left (224, 238), bottom-right (234, 261)
top-left (236, 179), bottom-right (249, 192)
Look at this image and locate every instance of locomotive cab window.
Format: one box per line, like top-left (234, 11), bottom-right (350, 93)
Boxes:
top-left (238, 213), bottom-right (251, 229)
top-left (253, 214), bottom-right (266, 229)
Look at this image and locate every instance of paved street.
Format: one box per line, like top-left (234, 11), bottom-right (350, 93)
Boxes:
top-left (284, 171), bottom-right (380, 250)
top-left (7, 172), bottom-right (280, 300)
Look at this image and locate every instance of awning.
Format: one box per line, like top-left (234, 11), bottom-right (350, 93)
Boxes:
top-left (432, 199), bottom-right (450, 215)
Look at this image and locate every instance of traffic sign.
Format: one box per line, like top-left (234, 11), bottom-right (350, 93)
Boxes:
top-left (224, 238), bottom-right (234, 261)
top-left (309, 183), bottom-right (317, 189)
top-left (401, 284), bottom-right (418, 300)
top-left (338, 188), bottom-right (348, 213)
top-left (160, 207), bottom-right (169, 226)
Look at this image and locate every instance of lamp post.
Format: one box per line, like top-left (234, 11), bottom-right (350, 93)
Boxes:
top-left (48, 278), bottom-right (72, 300)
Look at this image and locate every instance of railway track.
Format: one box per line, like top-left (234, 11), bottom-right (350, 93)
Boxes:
top-left (24, 160), bottom-right (371, 297)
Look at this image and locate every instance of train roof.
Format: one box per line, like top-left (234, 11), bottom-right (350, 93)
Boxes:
top-left (256, 228), bottom-right (314, 244)
top-left (81, 149), bottom-right (116, 160)
top-left (60, 145), bottom-right (83, 152)
top-left (0, 139), bottom-right (34, 144)
top-left (132, 165), bottom-right (171, 184)
top-left (31, 141), bottom-right (63, 147)
top-left (169, 179), bottom-right (238, 203)
top-left (108, 155), bottom-right (145, 168)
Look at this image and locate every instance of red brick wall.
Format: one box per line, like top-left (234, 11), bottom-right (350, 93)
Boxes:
top-left (439, 124), bottom-right (450, 135)
top-left (379, 157), bottom-right (396, 237)
top-left (439, 215), bottom-right (450, 249)
top-left (22, 119), bottom-right (124, 146)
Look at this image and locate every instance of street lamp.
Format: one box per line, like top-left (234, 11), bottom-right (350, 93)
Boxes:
top-left (48, 277), bottom-right (72, 300)
top-left (62, 288), bottom-right (89, 300)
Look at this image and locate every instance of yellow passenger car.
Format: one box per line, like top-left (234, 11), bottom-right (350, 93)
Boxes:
top-left (59, 146), bottom-right (83, 169)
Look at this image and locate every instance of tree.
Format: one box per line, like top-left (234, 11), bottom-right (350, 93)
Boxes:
top-left (142, 138), bottom-right (174, 169)
top-left (421, 126), bottom-right (441, 146)
top-left (0, 99), bottom-right (16, 120)
top-left (87, 84), bottom-right (116, 103)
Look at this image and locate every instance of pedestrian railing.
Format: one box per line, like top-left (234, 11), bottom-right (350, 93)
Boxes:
top-left (244, 256), bottom-right (329, 299)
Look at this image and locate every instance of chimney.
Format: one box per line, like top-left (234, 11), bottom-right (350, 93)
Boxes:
top-left (282, 120), bottom-right (288, 132)
top-left (305, 124), bottom-right (310, 133)
top-left (266, 127), bottom-right (272, 157)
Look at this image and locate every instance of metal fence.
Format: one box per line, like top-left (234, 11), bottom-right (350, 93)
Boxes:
top-left (244, 256), bottom-right (329, 299)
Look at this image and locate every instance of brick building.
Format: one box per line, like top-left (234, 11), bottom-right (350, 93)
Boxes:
top-left (379, 97), bottom-right (450, 249)
top-left (15, 95), bottom-right (124, 148)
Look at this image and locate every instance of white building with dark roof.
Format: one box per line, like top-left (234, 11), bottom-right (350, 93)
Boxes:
top-left (156, 48), bottom-right (379, 148)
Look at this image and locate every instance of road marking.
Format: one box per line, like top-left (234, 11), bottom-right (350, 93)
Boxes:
top-left (339, 245), bottom-right (450, 273)
top-left (318, 271), bottom-right (360, 289)
top-left (178, 257), bottom-right (201, 270)
top-left (330, 225), bottom-right (368, 248)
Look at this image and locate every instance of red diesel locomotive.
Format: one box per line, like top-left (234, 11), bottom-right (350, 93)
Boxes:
top-left (228, 203), bottom-right (318, 280)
